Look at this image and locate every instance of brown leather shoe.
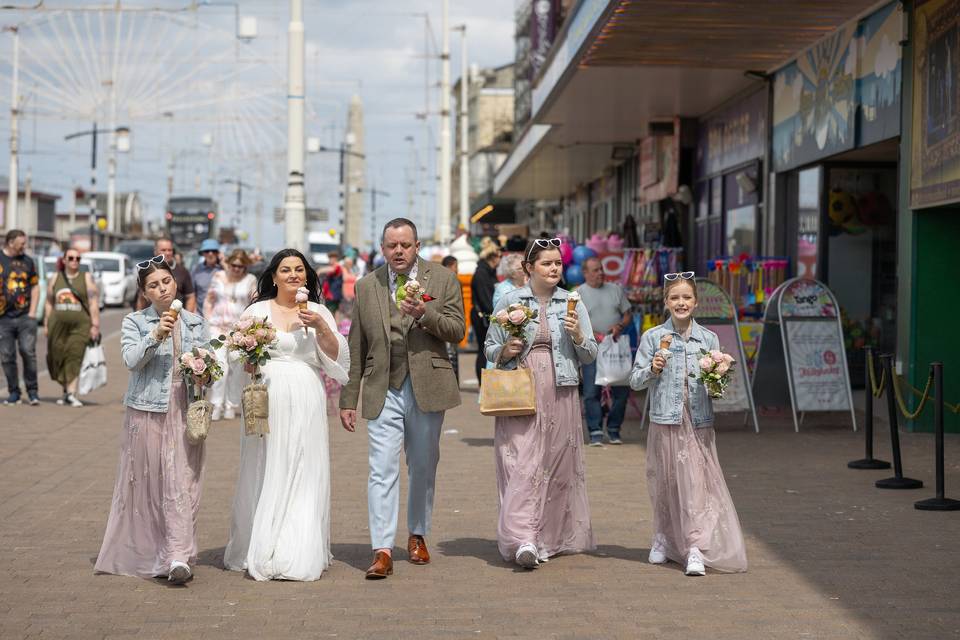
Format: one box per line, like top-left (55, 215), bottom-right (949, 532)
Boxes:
top-left (407, 534), bottom-right (430, 565)
top-left (365, 551), bottom-right (393, 579)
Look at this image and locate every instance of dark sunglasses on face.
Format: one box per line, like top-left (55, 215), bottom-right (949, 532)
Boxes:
top-left (136, 255), bottom-right (166, 270)
top-left (65, 256), bottom-right (80, 262)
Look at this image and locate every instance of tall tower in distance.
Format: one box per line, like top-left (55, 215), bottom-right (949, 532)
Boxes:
top-left (343, 94), bottom-right (366, 250)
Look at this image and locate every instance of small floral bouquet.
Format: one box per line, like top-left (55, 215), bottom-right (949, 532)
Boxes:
top-left (211, 316), bottom-right (279, 437)
top-left (690, 349), bottom-right (736, 399)
top-left (178, 346), bottom-right (224, 445)
top-left (490, 303), bottom-right (536, 339)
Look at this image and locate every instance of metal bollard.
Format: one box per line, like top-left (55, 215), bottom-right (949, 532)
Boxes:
top-left (915, 362), bottom-right (960, 510)
top-left (875, 354), bottom-right (923, 490)
top-left (849, 346), bottom-right (891, 470)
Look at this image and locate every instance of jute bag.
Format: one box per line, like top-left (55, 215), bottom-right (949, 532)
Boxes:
top-left (185, 400), bottom-right (213, 445)
top-left (242, 383), bottom-right (270, 436)
top-left (479, 367), bottom-right (536, 417)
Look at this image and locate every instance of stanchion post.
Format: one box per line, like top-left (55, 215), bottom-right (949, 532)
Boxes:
top-left (876, 354), bottom-right (923, 490)
top-left (849, 345), bottom-right (891, 470)
top-left (915, 362), bottom-right (960, 510)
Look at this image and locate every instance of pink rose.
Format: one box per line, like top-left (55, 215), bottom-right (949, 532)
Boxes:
top-left (255, 328), bottom-right (267, 340)
top-left (190, 359), bottom-right (207, 376)
top-left (699, 356), bottom-right (714, 371)
top-left (508, 309), bottom-right (527, 325)
top-left (266, 329), bottom-right (277, 342)
top-left (716, 361), bottom-right (730, 375)
top-left (180, 353), bottom-right (193, 365)
top-left (723, 353), bottom-right (735, 364)
top-left (237, 317), bottom-right (254, 332)
top-left (243, 335), bottom-right (258, 350)
top-left (711, 350), bottom-right (724, 363)
top-left (197, 348), bottom-right (211, 359)
top-left (495, 309), bottom-right (510, 325)
top-left (231, 331), bottom-right (244, 345)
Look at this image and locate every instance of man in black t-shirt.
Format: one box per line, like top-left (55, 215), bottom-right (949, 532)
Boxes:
top-left (0, 229), bottom-right (40, 405)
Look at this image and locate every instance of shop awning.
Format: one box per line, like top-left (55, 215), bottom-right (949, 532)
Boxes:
top-left (495, 0), bottom-right (885, 201)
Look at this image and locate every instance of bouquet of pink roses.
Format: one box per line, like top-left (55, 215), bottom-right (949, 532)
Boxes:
top-left (490, 303), bottom-right (536, 340)
top-left (689, 348), bottom-right (736, 399)
top-left (211, 316), bottom-right (279, 437)
top-left (177, 346), bottom-right (224, 444)
top-left (211, 316), bottom-right (278, 382)
top-left (178, 346), bottom-right (224, 398)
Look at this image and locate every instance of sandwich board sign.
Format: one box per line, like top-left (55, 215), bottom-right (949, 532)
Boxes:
top-left (751, 277), bottom-right (856, 432)
top-left (693, 278), bottom-right (759, 432)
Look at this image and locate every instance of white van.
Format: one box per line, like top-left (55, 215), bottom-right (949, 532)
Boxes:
top-left (83, 251), bottom-right (138, 307)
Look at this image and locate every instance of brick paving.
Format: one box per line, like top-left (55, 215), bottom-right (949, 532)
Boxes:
top-left (1, 322), bottom-right (958, 639)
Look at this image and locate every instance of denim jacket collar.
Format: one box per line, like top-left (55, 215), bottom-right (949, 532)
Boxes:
top-left (663, 316), bottom-right (708, 344)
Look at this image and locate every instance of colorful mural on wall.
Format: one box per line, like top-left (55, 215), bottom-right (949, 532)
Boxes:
top-left (773, 2), bottom-right (903, 172)
top-left (911, 0), bottom-right (960, 208)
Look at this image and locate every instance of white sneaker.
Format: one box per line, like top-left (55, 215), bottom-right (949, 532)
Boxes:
top-left (224, 406), bottom-right (236, 420)
top-left (168, 561), bottom-right (192, 584)
top-left (515, 543), bottom-right (539, 569)
top-left (685, 547), bottom-right (706, 576)
top-left (211, 405), bottom-right (223, 421)
top-left (648, 533), bottom-right (667, 564)
top-left (65, 393), bottom-right (83, 408)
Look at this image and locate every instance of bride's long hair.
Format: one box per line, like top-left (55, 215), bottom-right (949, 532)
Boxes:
top-left (251, 248), bottom-right (322, 305)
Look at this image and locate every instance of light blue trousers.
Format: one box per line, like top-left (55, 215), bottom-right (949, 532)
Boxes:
top-left (367, 376), bottom-right (444, 550)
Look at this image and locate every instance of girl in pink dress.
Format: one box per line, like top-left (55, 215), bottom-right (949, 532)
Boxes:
top-left (484, 239), bottom-right (598, 569)
top-left (630, 274), bottom-right (747, 576)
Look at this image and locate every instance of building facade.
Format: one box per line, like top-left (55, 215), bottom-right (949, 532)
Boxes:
top-left (494, 0), bottom-right (957, 432)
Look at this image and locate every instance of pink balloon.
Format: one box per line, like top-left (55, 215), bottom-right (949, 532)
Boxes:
top-left (560, 242), bottom-right (574, 266)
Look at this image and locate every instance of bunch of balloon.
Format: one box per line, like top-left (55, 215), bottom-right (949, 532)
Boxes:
top-left (563, 244), bottom-right (597, 287)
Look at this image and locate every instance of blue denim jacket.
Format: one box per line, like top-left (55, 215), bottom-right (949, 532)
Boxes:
top-left (629, 318), bottom-right (719, 427)
top-left (121, 306), bottom-right (208, 412)
top-left (484, 286), bottom-right (598, 386)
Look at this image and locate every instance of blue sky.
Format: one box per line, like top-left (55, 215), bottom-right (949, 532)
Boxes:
top-left (0, 0), bottom-right (515, 250)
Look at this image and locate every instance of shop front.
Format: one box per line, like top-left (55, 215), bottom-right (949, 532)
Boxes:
top-left (906, 0), bottom-right (960, 431)
top-left (772, 1), bottom-right (904, 386)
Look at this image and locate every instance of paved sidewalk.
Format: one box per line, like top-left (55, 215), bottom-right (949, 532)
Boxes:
top-left (1, 334), bottom-right (958, 639)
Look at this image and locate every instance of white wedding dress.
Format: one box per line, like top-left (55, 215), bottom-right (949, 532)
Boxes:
top-left (223, 300), bottom-right (349, 581)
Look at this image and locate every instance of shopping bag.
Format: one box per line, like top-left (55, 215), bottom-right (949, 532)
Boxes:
top-left (479, 367), bottom-right (536, 417)
top-left (78, 340), bottom-right (108, 395)
top-left (594, 335), bottom-right (632, 386)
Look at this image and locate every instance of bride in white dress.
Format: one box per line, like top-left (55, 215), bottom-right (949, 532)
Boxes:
top-left (224, 250), bottom-right (349, 581)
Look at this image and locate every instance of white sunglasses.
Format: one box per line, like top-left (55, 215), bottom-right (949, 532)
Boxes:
top-left (526, 237), bottom-right (562, 262)
top-left (663, 271), bottom-right (695, 281)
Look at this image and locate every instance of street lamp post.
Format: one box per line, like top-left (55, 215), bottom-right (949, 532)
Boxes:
top-left (454, 24), bottom-right (469, 233)
top-left (4, 25), bottom-right (19, 231)
top-left (438, 0), bottom-right (452, 244)
top-left (65, 124), bottom-right (130, 251)
top-left (283, 0), bottom-right (307, 252)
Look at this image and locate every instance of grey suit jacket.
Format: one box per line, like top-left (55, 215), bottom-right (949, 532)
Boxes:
top-left (340, 258), bottom-right (466, 419)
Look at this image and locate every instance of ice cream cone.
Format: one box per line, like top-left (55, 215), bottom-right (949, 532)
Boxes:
top-left (659, 334), bottom-right (673, 351)
top-left (298, 301), bottom-right (308, 312)
top-left (167, 299), bottom-right (183, 322)
top-left (567, 291), bottom-right (580, 314)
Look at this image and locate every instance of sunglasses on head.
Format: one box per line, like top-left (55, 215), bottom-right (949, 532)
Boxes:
top-left (663, 271), bottom-right (695, 281)
top-left (526, 237), bottom-right (562, 262)
top-left (136, 255), bottom-right (166, 270)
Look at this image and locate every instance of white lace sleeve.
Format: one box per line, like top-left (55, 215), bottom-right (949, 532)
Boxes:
top-left (312, 302), bottom-right (350, 384)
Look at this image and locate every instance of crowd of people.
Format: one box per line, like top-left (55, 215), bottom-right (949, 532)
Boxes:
top-left (0, 219), bottom-right (747, 586)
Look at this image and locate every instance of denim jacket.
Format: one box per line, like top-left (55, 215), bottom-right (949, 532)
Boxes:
top-left (629, 318), bottom-right (719, 427)
top-left (484, 286), bottom-right (598, 386)
top-left (121, 306), bottom-right (208, 412)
